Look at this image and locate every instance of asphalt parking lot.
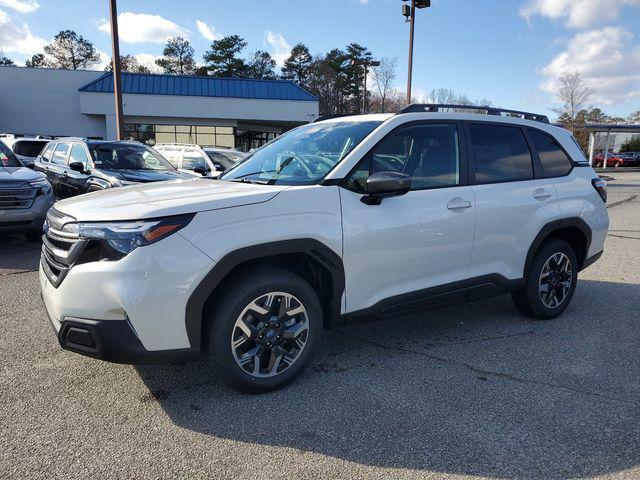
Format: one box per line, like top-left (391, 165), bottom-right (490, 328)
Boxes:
top-left (1, 172), bottom-right (639, 480)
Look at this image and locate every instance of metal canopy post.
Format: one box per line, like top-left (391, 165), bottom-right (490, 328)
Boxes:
top-left (602, 129), bottom-right (611, 170)
top-left (588, 132), bottom-right (595, 166)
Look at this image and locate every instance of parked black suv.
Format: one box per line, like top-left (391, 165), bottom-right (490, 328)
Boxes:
top-left (34, 138), bottom-right (189, 198)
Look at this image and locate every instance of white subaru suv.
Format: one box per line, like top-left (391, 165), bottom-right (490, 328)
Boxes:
top-left (39, 105), bottom-right (609, 392)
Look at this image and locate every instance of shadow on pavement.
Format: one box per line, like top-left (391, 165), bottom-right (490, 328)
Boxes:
top-left (0, 234), bottom-right (41, 274)
top-left (136, 279), bottom-right (640, 479)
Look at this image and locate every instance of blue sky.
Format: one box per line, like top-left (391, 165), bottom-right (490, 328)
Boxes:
top-left (1, 0), bottom-right (639, 117)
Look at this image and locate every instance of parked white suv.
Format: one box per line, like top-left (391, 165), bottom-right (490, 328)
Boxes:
top-left (153, 143), bottom-right (245, 178)
top-left (39, 105), bottom-right (609, 392)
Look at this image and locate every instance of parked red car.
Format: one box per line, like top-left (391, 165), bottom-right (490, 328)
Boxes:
top-left (594, 153), bottom-right (627, 168)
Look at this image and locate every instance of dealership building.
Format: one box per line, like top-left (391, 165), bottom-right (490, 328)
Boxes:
top-left (0, 67), bottom-right (319, 151)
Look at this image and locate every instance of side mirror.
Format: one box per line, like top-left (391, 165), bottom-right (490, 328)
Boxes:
top-left (193, 166), bottom-right (209, 176)
top-left (361, 171), bottom-right (411, 205)
top-left (69, 161), bottom-right (86, 173)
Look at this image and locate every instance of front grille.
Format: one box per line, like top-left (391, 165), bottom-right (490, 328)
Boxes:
top-left (41, 208), bottom-right (87, 288)
top-left (0, 182), bottom-right (36, 209)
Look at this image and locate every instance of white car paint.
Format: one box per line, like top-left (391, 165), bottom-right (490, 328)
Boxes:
top-left (39, 110), bottom-right (609, 356)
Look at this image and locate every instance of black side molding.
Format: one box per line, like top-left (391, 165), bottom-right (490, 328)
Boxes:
top-left (184, 239), bottom-right (345, 348)
top-left (345, 274), bottom-right (523, 325)
top-left (524, 217), bottom-right (593, 276)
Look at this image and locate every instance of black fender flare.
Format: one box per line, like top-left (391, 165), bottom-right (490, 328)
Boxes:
top-left (523, 217), bottom-right (592, 277)
top-left (184, 239), bottom-right (345, 348)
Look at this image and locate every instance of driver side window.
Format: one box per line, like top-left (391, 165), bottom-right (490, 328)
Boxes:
top-left (344, 123), bottom-right (461, 193)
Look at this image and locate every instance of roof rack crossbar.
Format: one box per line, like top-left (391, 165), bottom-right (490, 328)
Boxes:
top-left (397, 104), bottom-right (550, 124)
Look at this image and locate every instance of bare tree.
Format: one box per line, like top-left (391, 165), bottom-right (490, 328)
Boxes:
top-left (370, 57), bottom-right (397, 113)
top-left (554, 71), bottom-right (594, 132)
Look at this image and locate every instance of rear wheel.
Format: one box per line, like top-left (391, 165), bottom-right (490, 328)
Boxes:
top-left (512, 239), bottom-right (578, 320)
top-left (205, 266), bottom-right (322, 392)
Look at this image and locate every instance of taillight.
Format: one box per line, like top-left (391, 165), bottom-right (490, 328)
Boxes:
top-left (592, 178), bottom-right (607, 203)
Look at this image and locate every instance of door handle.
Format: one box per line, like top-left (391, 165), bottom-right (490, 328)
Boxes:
top-left (447, 198), bottom-right (473, 210)
top-left (533, 188), bottom-right (552, 200)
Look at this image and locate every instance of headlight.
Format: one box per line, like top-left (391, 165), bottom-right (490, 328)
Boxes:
top-left (73, 213), bottom-right (195, 261)
top-left (30, 179), bottom-right (52, 195)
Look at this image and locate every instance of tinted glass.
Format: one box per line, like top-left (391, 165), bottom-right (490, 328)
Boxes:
top-left (40, 142), bottom-right (55, 162)
top-left (0, 141), bottom-right (21, 167)
top-left (222, 121), bottom-right (381, 185)
top-left (345, 124), bottom-right (460, 192)
top-left (52, 142), bottom-right (71, 165)
top-left (13, 141), bottom-right (47, 157)
top-left (182, 151), bottom-right (208, 171)
top-left (469, 124), bottom-right (533, 183)
top-left (69, 143), bottom-right (90, 168)
top-left (206, 151), bottom-right (243, 170)
top-left (529, 129), bottom-right (572, 177)
top-left (90, 143), bottom-right (175, 171)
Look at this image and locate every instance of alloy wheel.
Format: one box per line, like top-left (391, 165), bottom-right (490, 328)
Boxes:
top-left (230, 292), bottom-right (309, 378)
top-left (538, 252), bottom-right (573, 308)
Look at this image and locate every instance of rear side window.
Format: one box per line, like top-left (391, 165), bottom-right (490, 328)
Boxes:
top-left (469, 124), bottom-right (533, 183)
top-left (182, 151), bottom-right (208, 171)
top-left (40, 143), bottom-right (55, 162)
top-left (528, 129), bottom-right (573, 177)
top-left (52, 142), bottom-right (71, 165)
top-left (14, 141), bottom-right (47, 157)
top-left (157, 148), bottom-right (181, 167)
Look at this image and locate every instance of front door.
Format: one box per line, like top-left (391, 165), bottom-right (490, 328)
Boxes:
top-left (340, 122), bottom-right (476, 314)
top-left (61, 143), bottom-right (92, 196)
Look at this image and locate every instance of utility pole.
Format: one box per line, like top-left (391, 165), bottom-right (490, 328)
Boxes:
top-left (109, 0), bottom-right (124, 140)
top-left (402, 0), bottom-right (431, 105)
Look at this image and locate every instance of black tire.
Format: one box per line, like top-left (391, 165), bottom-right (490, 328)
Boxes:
top-left (205, 265), bottom-right (322, 393)
top-left (511, 238), bottom-right (578, 320)
top-left (25, 231), bottom-right (42, 243)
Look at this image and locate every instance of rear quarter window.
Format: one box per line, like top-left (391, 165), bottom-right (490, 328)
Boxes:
top-left (14, 141), bottom-right (47, 157)
top-left (528, 129), bottom-right (573, 177)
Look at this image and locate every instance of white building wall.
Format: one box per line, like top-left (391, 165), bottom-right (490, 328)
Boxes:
top-left (0, 67), bottom-right (106, 138)
top-left (0, 67), bottom-right (319, 141)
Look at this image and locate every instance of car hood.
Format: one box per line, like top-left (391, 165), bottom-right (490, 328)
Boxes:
top-left (53, 178), bottom-right (289, 221)
top-left (97, 168), bottom-right (189, 183)
top-left (0, 166), bottom-right (46, 182)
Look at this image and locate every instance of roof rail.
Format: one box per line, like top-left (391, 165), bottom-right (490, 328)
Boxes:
top-left (397, 104), bottom-right (550, 124)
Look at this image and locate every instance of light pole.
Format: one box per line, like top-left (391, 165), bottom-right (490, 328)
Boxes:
top-left (352, 59), bottom-right (381, 114)
top-left (402, 0), bottom-right (430, 105)
top-left (108, 0), bottom-right (124, 140)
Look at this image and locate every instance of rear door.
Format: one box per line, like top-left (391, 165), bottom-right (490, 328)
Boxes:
top-left (34, 142), bottom-right (55, 179)
top-left (467, 122), bottom-right (560, 282)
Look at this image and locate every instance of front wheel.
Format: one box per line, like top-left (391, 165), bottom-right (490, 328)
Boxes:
top-left (205, 266), bottom-right (322, 392)
top-left (512, 239), bottom-right (578, 320)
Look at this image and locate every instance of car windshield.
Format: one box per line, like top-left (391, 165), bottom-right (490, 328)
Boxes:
top-left (90, 143), bottom-right (175, 171)
top-left (0, 142), bottom-right (22, 167)
top-left (221, 121), bottom-right (382, 185)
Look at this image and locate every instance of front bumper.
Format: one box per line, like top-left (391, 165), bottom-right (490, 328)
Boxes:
top-left (46, 309), bottom-right (199, 364)
top-left (40, 231), bottom-right (215, 361)
top-left (0, 192), bottom-right (54, 233)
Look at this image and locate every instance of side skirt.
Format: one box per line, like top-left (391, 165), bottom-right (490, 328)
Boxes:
top-left (344, 274), bottom-right (524, 325)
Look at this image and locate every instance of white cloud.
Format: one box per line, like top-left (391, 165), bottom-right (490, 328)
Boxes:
top-left (0, 8), bottom-right (46, 56)
top-left (95, 49), bottom-right (110, 71)
top-left (98, 12), bottom-right (188, 44)
top-left (540, 27), bottom-right (640, 105)
top-left (264, 31), bottom-right (291, 67)
top-left (133, 53), bottom-right (163, 73)
top-left (195, 20), bottom-right (221, 41)
top-left (520, 0), bottom-right (640, 29)
top-left (0, 0), bottom-right (39, 14)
